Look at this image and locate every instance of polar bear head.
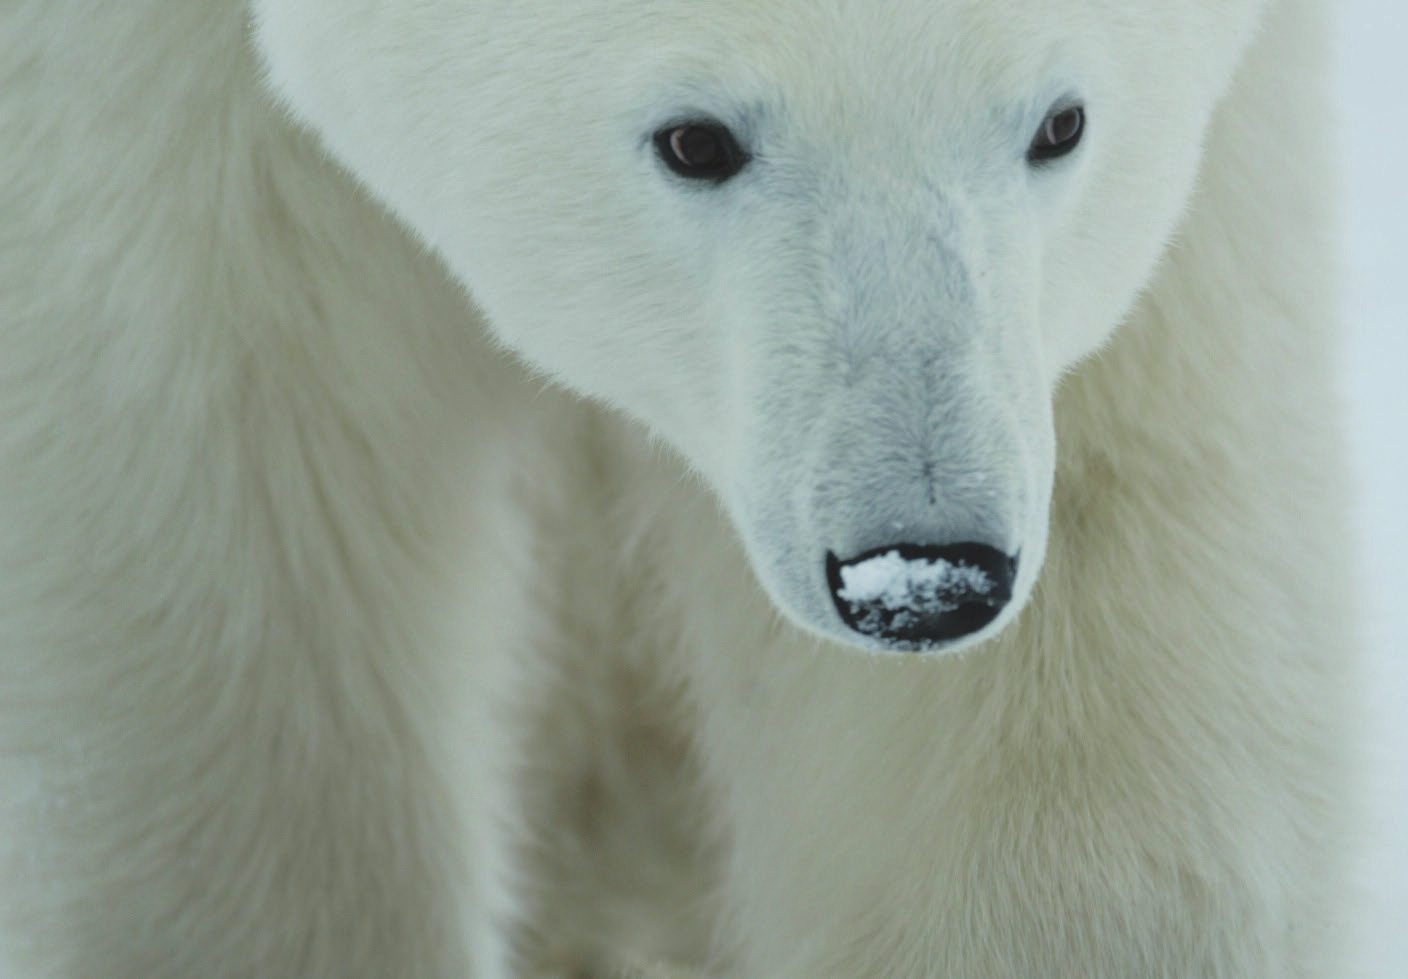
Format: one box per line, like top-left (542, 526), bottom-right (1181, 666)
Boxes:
top-left (252, 0), bottom-right (1267, 654)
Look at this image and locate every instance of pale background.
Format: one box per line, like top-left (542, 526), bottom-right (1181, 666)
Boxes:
top-left (1338, 0), bottom-right (1408, 974)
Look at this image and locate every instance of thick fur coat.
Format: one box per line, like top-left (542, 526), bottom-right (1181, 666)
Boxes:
top-left (0, 0), bottom-right (1356, 976)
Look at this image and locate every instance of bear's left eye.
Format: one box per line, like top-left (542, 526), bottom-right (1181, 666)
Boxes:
top-left (1027, 104), bottom-right (1085, 164)
top-left (654, 122), bottom-right (748, 182)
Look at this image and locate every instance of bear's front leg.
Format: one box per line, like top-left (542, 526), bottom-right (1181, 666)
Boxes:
top-left (676, 604), bottom-right (1337, 979)
top-left (0, 457), bottom-right (539, 979)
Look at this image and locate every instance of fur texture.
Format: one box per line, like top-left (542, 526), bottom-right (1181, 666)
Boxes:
top-left (0, 0), bottom-right (1356, 976)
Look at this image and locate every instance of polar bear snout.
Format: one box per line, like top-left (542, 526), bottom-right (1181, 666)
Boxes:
top-left (824, 542), bottom-right (1017, 651)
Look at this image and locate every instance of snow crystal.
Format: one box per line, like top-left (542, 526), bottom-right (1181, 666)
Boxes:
top-left (836, 549), bottom-right (994, 635)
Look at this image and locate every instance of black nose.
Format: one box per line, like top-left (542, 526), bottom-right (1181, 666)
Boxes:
top-left (825, 542), bottom-right (1017, 650)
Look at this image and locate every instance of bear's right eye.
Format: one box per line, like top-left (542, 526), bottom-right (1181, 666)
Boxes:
top-left (654, 122), bottom-right (748, 182)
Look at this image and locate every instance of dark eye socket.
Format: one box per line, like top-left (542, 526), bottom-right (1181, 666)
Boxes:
top-left (1027, 104), bottom-right (1085, 164)
top-left (654, 122), bottom-right (748, 182)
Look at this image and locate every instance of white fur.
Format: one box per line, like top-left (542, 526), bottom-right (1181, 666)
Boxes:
top-left (0, 0), bottom-right (1358, 976)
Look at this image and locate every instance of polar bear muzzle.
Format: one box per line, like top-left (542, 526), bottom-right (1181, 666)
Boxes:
top-left (825, 542), bottom-right (1017, 651)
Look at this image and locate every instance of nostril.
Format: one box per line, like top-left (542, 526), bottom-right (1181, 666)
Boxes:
top-left (825, 542), bottom-right (1017, 650)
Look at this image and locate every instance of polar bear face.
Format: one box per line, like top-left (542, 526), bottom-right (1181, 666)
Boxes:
top-left (253, 0), bottom-right (1267, 653)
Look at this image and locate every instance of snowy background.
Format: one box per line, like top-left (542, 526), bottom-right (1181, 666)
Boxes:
top-left (1338, 0), bottom-right (1408, 974)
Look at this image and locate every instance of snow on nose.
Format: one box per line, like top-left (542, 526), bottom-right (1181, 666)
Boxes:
top-left (825, 542), bottom-right (1017, 650)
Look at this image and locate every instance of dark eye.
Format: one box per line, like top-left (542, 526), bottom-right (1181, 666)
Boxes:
top-left (654, 122), bottom-right (748, 182)
top-left (1027, 104), bottom-right (1085, 164)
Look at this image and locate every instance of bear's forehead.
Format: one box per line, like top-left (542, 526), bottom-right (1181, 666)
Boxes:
top-left (605, 0), bottom-right (1098, 90)
top-left (582, 2), bottom-right (1093, 139)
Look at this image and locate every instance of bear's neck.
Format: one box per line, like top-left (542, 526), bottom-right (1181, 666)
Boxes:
top-left (1057, 0), bottom-right (1343, 539)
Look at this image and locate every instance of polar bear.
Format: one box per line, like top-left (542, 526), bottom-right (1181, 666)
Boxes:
top-left (0, 0), bottom-right (1357, 975)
